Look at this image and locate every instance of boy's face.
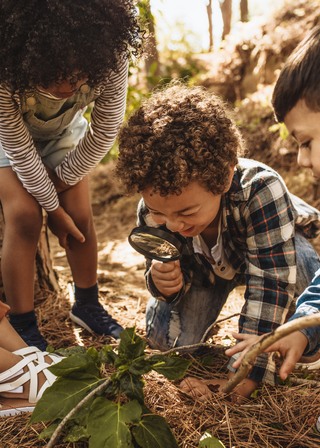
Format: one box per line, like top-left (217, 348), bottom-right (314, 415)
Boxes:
top-left (141, 182), bottom-right (224, 238)
top-left (284, 99), bottom-right (320, 179)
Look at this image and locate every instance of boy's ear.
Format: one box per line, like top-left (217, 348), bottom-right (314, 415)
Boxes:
top-left (223, 165), bottom-right (235, 193)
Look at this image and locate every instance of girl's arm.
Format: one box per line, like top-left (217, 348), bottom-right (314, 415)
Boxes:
top-left (55, 58), bottom-right (128, 185)
top-left (0, 85), bottom-right (59, 212)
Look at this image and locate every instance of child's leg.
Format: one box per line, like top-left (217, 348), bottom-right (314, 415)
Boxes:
top-left (58, 177), bottom-right (123, 339)
top-left (146, 275), bottom-right (239, 350)
top-left (0, 314), bottom-right (27, 352)
top-left (0, 348), bottom-right (22, 374)
top-left (58, 176), bottom-right (97, 288)
top-left (0, 168), bottom-right (43, 314)
top-left (0, 169), bottom-right (46, 349)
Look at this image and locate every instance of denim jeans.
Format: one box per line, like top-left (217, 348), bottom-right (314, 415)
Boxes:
top-left (146, 232), bottom-right (320, 350)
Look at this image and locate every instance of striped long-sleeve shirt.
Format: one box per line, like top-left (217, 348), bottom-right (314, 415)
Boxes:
top-left (0, 59), bottom-right (128, 212)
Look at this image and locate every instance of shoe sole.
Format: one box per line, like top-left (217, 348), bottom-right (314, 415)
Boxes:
top-left (0, 406), bottom-right (35, 417)
top-left (296, 358), bottom-right (320, 370)
top-left (0, 397), bottom-right (35, 417)
top-left (69, 311), bottom-right (95, 334)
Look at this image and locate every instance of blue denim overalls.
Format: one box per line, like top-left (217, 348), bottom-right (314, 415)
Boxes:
top-left (0, 87), bottom-right (96, 168)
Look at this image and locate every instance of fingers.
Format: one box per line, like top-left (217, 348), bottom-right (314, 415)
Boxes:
top-left (68, 226), bottom-right (85, 244)
top-left (151, 260), bottom-right (183, 296)
top-left (225, 333), bottom-right (259, 357)
top-left (278, 353), bottom-right (297, 380)
top-left (179, 377), bottom-right (219, 402)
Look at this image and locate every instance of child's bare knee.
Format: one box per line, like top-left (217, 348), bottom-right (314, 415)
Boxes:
top-left (74, 214), bottom-right (94, 237)
top-left (8, 206), bottom-right (42, 239)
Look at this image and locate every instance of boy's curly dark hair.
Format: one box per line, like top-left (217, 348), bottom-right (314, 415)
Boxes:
top-left (117, 83), bottom-right (244, 196)
top-left (0, 0), bottom-right (143, 92)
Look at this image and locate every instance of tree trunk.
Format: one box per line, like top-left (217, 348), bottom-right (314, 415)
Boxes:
top-left (220, 0), bottom-right (232, 40)
top-left (240, 0), bottom-right (249, 22)
top-left (206, 0), bottom-right (214, 52)
top-left (35, 216), bottom-right (60, 295)
top-left (0, 207), bottom-right (59, 302)
top-left (138, 0), bottom-right (161, 89)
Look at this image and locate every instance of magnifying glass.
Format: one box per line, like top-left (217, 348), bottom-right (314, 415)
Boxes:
top-left (128, 226), bottom-right (184, 262)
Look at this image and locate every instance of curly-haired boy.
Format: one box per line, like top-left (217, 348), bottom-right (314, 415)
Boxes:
top-left (0, 0), bottom-right (142, 349)
top-left (117, 83), bottom-right (320, 399)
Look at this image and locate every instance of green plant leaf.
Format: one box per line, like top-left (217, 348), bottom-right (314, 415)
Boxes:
top-left (119, 371), bottom-right (145, 403)
top-left (64, 423), bottom-right (89, 442)
top-left (132, 414), bottom-right (178, 448)
top-left (99, 345), bottom-right (118, 365)
top-left (48, 353), bottom-right (100, 379)
top-left (117, 328), bottom-right (147, 362)
top-left (54, 346), bottom-right (87, 357)
top-left (38, 422), bottom-right (59, 440)
top-left (30, 376), bottom-right (102, 423)
top-left (198, 432), bottom-right (226, 447)
top-left (149, 354), bottom-right (191, 380)
top-left (129, 357), bottom-right (153, 376)
top-left (87, 398), bottom-right (142, 448)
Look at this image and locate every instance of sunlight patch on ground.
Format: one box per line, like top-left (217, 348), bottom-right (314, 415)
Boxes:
top-left (64, 282), bottom-right (85, 346)
top-left (98, 240), bottom-right (145, 269)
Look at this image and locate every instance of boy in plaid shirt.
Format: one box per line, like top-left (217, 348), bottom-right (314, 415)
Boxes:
top-left (116, 83), bottom-right (320, 399)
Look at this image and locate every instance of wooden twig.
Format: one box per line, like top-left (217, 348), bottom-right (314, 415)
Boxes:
top-left (200, 313), bottom-right (241, 343)
top-left (222, 313), bottom-right (320, 394)
top-left (46, 378), bottom-right (111, 448)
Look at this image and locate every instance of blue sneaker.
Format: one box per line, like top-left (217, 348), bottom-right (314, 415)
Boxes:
top-left (11, 321), bottom-right (48, 351)
top-left (69, 302), bottom-right (123, 339)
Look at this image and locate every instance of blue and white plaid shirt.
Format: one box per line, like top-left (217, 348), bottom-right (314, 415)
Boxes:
top-left (138, 158), bottom-right (320, 384)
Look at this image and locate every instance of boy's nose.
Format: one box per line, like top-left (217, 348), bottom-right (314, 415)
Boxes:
top-left (297, 147), bottom-right (312, 169)
top-left (166, 219), bottom-right (184, 233)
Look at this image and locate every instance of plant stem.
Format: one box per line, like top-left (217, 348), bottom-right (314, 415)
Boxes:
top-left (47, 378), bottom-right (111, 448)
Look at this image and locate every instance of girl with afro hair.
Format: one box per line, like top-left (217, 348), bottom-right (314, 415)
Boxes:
top-left (0, 0), bottom-right (142, 350)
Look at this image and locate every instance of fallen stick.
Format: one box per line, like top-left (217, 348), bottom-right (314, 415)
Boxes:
top-left (222, 313), bottom-right (320, 394)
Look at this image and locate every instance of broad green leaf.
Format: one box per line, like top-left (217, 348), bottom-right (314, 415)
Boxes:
top-left (38, 422), bottom-right (59, 440)
top-left (132, 414), bottom-right (178, 448)
top-left (64, 423), bottom-right (89, 442)
top-left (54, 346), bottom-right (87, 357)
top-left (129, 357), bottom-right (153, 376)
top-left (117, 327), bottom-right (146, 361)
top-left (86, 346), bottom-right (99, 363)
top-left (199, 432), bottom-right (226, 448)
top-left (48, 353), bottom-right (100, 379)
top-left (87, 398), bottom-right (142, 448)
top-left (149, 355), bottom-right (191, 380)
top-left (99, 345), bottom-right (118, 365)
top-left (119, 372), bottom-right (145, 403)
top-left (31, 376), bottom-right (102, 423)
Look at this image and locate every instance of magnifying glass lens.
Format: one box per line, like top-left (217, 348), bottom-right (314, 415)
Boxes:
top-left (128, 227), bottom-right (183, 261)
top-left (130, 232), bottom-right (179, 258)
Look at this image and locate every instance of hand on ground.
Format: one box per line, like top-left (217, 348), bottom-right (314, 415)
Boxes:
top-left (179, 374), bottom-right (257, 403)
